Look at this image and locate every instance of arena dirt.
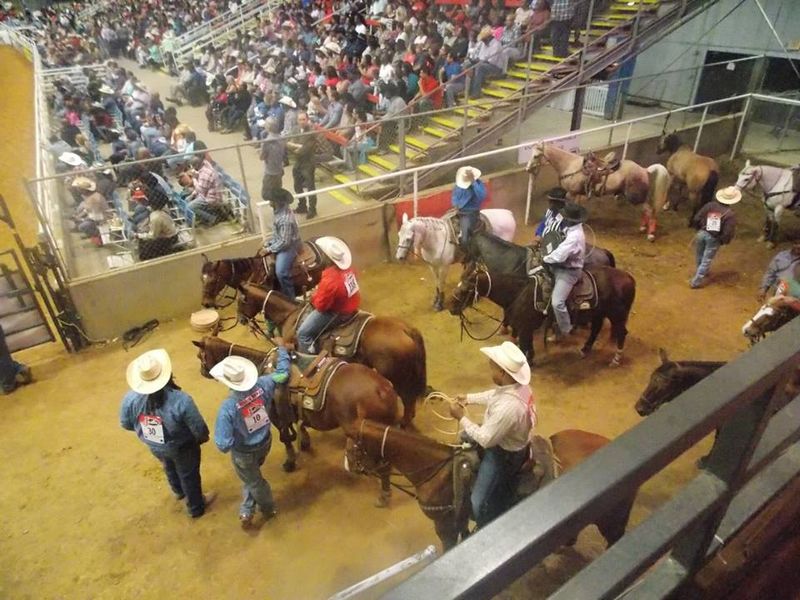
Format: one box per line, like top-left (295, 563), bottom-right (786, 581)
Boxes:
top-left (1, 46), bottom-right (798, 599)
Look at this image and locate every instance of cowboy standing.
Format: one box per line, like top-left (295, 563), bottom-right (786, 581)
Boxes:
top-left (542, 202), bottom-right (587, 340)
top-left (287, 112), bottom-right (319, 220)
top-left (449, 341), bottom-right (535, 529)
top-left (211, 343), bottom-right (290, 528)
top-left (452, 166), bottom-right (487, 250)
top-left (0, 324), bottom-right (33, 395)
top-left (533, 187), bottom-right (567, 246)
top-left (120, 349), bottom-right (216, 518)
top-left (263, 188), bottom-right (302, 299)
top-left (757, 240), bottom-right (800, 302)
top-left (296, 237), bottom-right (361, 354)
top-left (690, 186), bottom-right (740, 289)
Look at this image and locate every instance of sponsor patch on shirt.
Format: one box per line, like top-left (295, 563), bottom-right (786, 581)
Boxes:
top-left (139, 414), bottom-right (165, 444)
top-left (344, 272), bottom-right (360, 298)
top-left (236, 388), bottom-right (270, 434)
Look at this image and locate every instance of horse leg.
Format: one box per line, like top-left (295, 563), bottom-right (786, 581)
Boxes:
top-left (282, 441), bottom-right (298, 472)
top-left (768, 206), bottom-right (784, 248)
top-left (432, 264), bottom-right (447, 312)
top-left (642, 204), bottom-right (657, 241)
top-left (608, 315), bottom-right (628, 367)
top-left (596, 496), bottom-right (634, 547)
top-left (376, 461), bottom-right (392, 508)
top-left (517, 321), bottom-right (535, 365)
top-left (580, 313), bottom-right (604, 358)
top-left (299, 424), bottom-right (311, 452)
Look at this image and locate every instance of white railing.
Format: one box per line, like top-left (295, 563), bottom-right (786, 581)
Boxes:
top-left (174, 0), bottom-right (264, 47)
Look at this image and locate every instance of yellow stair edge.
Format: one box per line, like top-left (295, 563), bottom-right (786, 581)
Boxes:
top-left (403, 135), bottom-right (431, 150)
top-left (448, 108), bottom-right (482, 118)
top-left (482, 88), bottom-right (512, 99)
top-left (333, 173), bottom-right (358, 188)
top-left (423, 126), bottom-right (450, 138)
top-left (468, 99), bottom-right (494, 109)
top-left (367, 154), bottom-right (398, 170)
top-left (357, 163), bottom-right (384, 177)
top-left (329, 189), bottom-right (354, 205)
top-left (532, 53), bottom-right (563, 62)
top-left (430, 116), bottom-right (460, 129)
top-left (389, 143), bottom-right (424, 160)
top-left (493, 80), bottom-right (525, 91)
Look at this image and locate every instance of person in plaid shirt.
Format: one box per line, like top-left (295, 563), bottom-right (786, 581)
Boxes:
top-left (263, 188), bottom-right (302, 298)
top-left (187, 141), bottom-right (224, 226)
top-left (549, 0), bottom-right (575, 58)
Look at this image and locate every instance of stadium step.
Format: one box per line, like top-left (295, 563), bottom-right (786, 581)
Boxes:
top-left (532, 53), bottom-right (563, 63)
top-left (389, 143), bottom-right (425, 161)
top-left (482, 88), bottom-right (513, 99)
top-left (357, 162), bottom-right (386, 178)
top-left (493, 79), bottom-right (525, 91)
top-left (448, 107), bottom-right (484, 119)
top-left (513, 62), bottom-right (553, 72)
top-left (423, 125), bottom-right (451, 138)
top-left (403, 135), bottom-right (431, 150)
top-left (468, 99), bottom-right (494, 110)
top-left (367, 154), bottom-right (398, 171)
top-left (329, 189), bottom-right (357, 205)
top-left (430, 116), bottom-right (461, 129)
top-left (333, 173), bottom-right (359, 190)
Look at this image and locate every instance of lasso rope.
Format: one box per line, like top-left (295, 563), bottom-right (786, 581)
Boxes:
top-left (423, 392), bottom-right (468, 443)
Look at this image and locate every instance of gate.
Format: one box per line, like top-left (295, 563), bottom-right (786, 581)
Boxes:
top-left (0, 248), bottom-right (52, 352)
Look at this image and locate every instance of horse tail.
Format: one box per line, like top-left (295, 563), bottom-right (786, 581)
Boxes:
top-left (605, 249), bottom-right (616, 268)
top-left (647, 164), bottom-right (670, 210)
top-left (406, 326), bottom-right (428, 398)
top-left (701, 169), bottom-right (719, 205)
top-left (391, 325), bottom-right (427, 426)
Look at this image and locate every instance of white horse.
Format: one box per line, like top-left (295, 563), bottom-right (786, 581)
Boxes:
top-left (396, 209), bottom-right (517, 311)
top-left (735, 160), bottom-right (800, 247)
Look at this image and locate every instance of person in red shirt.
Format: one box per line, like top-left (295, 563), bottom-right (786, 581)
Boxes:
top-left (418, 65), bottom-right (443, 110)
top-left (296, 236), bottom-right (361, 353)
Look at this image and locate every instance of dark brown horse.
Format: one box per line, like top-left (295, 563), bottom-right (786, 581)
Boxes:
top-left (192, 335), bottom-right (401, 505)
top-left (237, 285), bottom-right (427, 428)
top-left (447, 263), bottom-right (636, 366)
top-left (345, 419), bottom-right (635, 550)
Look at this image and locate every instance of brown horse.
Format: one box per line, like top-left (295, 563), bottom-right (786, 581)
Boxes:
top-left (192, 335), bottom-right (401, 505)
top-left (447, 263), bottom-right (636, 366)
top-left (526, 142), bottom-right (593, 202)
top-left (200, 241), bottom-right (325, 308)
top-left (345, 419), bottom-right (635, 550)
top-left (237, 284), bottom-right (427, 427)
top-left (656, 132), bottom-right (719, 223)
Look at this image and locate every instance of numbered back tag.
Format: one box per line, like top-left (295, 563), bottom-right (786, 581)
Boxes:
top-left (706, 212), bottom-right (722, 232)
top-left (237, 388), bottom-right (270, 434)
top-left (139, 414), bottom-right (165, 444)
top-left (344, 272), bottom-right (360, 298)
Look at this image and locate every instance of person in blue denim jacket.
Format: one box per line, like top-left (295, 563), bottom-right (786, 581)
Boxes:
top-left (212, 343), bottom-right (291, 528)
top-left (120, 349), bottom-right (216, 518)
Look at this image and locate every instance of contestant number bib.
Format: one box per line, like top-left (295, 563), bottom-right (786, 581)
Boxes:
top-left (706, 212), bottom-right (722, 232)
top-left (139, 415), bottom-right (165, 444)
top-left (344, 272), bottom-right (359, 297)
top-left (237, 388), bottom-right (270, 434)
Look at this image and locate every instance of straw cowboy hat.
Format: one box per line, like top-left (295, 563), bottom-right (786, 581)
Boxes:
top-left (210, 356), bottom-right (258, 392)
top-left (99, 84), bottom-right (115, 95)
top-left (478, 26), bottom-right (494, 41)
top-left (316, 236), bottom-right (352, 269)
top-left (126, 349), bottom-right (172, 394)
top-left (279, 95), bottom-right (297, 108)
top-left (71, 176), bottom-right (96, 192)
top-left (479, 341), bottom-right (531, 385)
top-left (58, 151), bottom-right (85, 167)
top-left (561, 202), bottom-right (588, 225)
top-left (455, 166), bottom-right (481, 189)
top-left (323, 40), bottom-right (342, 55)
top-left (716, 186), bottom-right (742, 205)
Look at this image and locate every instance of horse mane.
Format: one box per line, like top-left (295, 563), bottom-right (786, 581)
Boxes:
top-left (202, 257), bottom-right (255, 274)
top-left (412, 216), bottom-right (448, 230)
top-left (359, 420), bottom-right (452, 458)
top-left (663, 133), bottom-right (684, 154)
top-left (671, 360), bottom-right (727, 369)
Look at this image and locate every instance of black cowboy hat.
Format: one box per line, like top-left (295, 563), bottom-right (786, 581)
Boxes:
top-left (561, 202), bottom-right (588, 224)
top-left (547, 187), bottom-right (568, 203)
top-left (266, 187), bottom-right (294, 205)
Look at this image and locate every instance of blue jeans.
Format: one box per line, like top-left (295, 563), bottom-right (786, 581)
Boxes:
top-left (692, 230), bottom-right (721, 286)
top-left (471, 445), bottom-right (528, 528)
top-left (0, 326), bottom-right (26, 393)
top-left (551, 266), bottom-right (581, 335)
top-left (150, 443), bottom-right (206, 517)
top-left (275, 246), bottom-right (297, 298)
top-left (445, 80), bottom-right (467, 107)
top-left (459, 211), bottom-right (480, 247)
top-left (296, 309), bottom-right (345, 353)
top-left (188, 196), bottom-right (219, 226)
top-left (469, 62), bottom-right (503, 97)
top-left (231, 442), bottom-right (275, 517)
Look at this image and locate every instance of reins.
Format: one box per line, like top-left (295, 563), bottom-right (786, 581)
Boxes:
top-left (453, 267), bottom-right (504, 341)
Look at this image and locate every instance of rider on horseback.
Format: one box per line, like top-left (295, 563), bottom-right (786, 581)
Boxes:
top-left (263, 188), bottom-right (302, 299)
top-left (296, 237), bottom-right (361, 354)
top-left (542, 203), bottom-right (587, 342)
top-left (767, 262), bottom-right (800, 314)
top-left (452, 166), bottom-right (487, 251)
top-left (532, 187), bottom-right (567, 247)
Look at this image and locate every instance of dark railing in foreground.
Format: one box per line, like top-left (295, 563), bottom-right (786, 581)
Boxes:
top-left (385, 317), bottom-right (800, 600)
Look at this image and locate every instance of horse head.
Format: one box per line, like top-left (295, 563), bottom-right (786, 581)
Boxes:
top-left (446, 263), bottom-right (488, 315)
top-left (396, 213), bottom-right (416, 261)
top-left (525, 142), bottom-right (545, 175)
top-left (735, 159), bottom-right (759, 192)
top-left (191, 338), bottom-right (213, 378)
top-left (236, 283), bottom-right (264, 324)
top-left (656, 130), bottom-right (679, 154)
top-left (742, 303), bottom-right (790, 344)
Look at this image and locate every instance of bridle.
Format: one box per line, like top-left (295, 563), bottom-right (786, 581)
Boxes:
top-left (739, 166), bottom-right (761, 191)
top-left (237, 288), bottom-right (275, 340)
top-left (203, 260), bottom-right (241, 309)
top-left (451, 265), bottom-right (504, 341)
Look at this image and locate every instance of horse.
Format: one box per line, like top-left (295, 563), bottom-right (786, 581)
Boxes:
top-left (583, 153), bottom-right (671, 241)
top-left (656, 131), bottom-right (719, 224)
top-left (635, 349), bottom-right (725, 416)
top-left (525, 142), bottom-right (594, 202)
top-left (345, 419), bottom-right (635, 551)
top-left (237, 285), bottom-right (427, 428)
top-left (742, 302), bottom-right (797, 345)
top-left (735, 160), bottom-right (800, 247)
top-left (447, 262), bottom-right (636, 366)
top-left (192, 335), bottom-right (401, 505)
top-left (396, 209), bottom-right (517, 311)
top-left (200, 241), bottom-right (325, 308)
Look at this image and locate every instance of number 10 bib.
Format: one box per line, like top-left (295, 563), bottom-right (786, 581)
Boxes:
top-left (237, 388), bottom-right (270, 434)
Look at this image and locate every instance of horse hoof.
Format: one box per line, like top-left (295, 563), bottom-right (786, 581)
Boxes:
top-left (647, 234), bottom-right (656, 242)
top-left (579, 348), bottom-right (590, 359)
top-left (433, 302), bottom-right (444, 312)
top-left (661, 203), bottom-right (671, 211)
top-left (374, 495), bottom-right (390, 508)
top-left (758, 235), bottom-right (766, 243)
top-left (609, 356), bottom-right (622, 367)
top-left (766, 242), bottom-right (776, 250)
top-left (639, 226), bottom-right (647, 233)
top-left (282, 462), bottom-right (296, 473)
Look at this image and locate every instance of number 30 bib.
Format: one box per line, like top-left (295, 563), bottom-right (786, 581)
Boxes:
top-left (236, 388), bottom-right (270, 434)
top-left (344, 272), bottom-right (360, 298)
top-left (139, 414), bottom-right (165, 444)
top-left (706, 212), bottom-right (722, 233)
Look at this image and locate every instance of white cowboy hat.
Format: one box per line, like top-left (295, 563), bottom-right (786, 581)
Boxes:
top-left (323, 40), bottom-right (342, 55)
top-left (99, 84), bottom-right (115, 95)
top-left (71, 176), bottom-right (96, 192)
top-left (715, 186), bottom-right (741, 205)
top-left (210, 356), bottom-right (258, 392)
top-left (355, 24), bottom-right (367, 35)
top-left (316, 236), bottom-right (352, 269)
top-left (59, 151), bottom-right (85, 167)
top-left (480, 341), bottom-right (531, 385)
top-left (126, 349), bottom-right (172, 394)
top-left (279, 95), bottom-right (297, 108)
top-left (455, 166), bottom-right (481, 189)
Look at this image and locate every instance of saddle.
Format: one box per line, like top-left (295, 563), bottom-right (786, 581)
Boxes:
top-left (442, 208), bottom-right (490, 244)
top-left (285, 353), bottom-right (347, 412)
top-left (287, 306), bottom-right (375, 359)
top-left (569, 270), bottom-right (598, 311)
top-left (262, 240), bottom-right (324, 288)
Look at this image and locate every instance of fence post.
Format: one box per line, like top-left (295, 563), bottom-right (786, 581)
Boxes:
top-left (516, 35), bottom-right (534, 145)
top-left (235, 145), bottom-right (255, 232)
top-left (621, 122), bottom-right (633, 161)
top-left (578, 0), bottom-right (597, 80)
top-left (730, 95), bottom-right (752, 161)
top-left (693, 105), bottom-right (708, 152)
top-left (632, 0), bottom-right (644, 45)
top-left (398, 115), bottom-right (407, 195)
top-left (462, 74), bottom-right (471, 153)
top-left (413, 171), bottom-right (419, 218)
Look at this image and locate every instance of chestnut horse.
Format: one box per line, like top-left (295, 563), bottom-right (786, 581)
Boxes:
top-left (192, 335), bottom-right (401, 505)
top-left (525, 142), bottom-right (593, 202)
top-left (656, 131), bottom-right (719, 224)
top-left (345, 420), bottom-right (635, 550)
top-left (237, 285), bottom-right (427, 427)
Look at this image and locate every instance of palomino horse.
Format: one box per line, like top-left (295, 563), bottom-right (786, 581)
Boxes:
top-left (742, 302), bottom-right (797, 345)
top-left (735, 160), bottom-right (800, 247)
top-left (656, 132), bottom-right (719, 223)
top-left (584, 153), bottom-right (671, 241)
top-left (200, 242), bottom-right (325, 308)
top-left (237, 285), bottom-right (427, 427)
top-left (447, 262), bottom-right (636, 366)
top-left (345, 420), bottom-right (635, 550)
top-left (525, 142), bottom-right (593, 202)
top-left (396, 209), bottom-right (517, 311)
top-left (192, 335), bottom-right (401, 505)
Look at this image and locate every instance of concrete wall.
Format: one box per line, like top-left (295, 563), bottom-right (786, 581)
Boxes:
top-left (629, 0), bottom-right (799, 106)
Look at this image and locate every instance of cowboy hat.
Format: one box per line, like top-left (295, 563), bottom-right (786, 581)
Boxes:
top-left (58, 151), bottom-right (85, 167)
top-left (478, 26), bottom-right (494, 41)
top-left (479, 341), bottom-right (531, 385)
top-left (715, 186), bottom-right (742, 205)
top-left (316, 236), bottom-right (352, 269)
top-left (98, 84), bottom-right (115, 95)
top-left (561, 202), bottom-right (588, 224)
top-left (279, 95), bottom-right (297, 108)
top-left (455, 166), bottom-right (481, 189)
top-left (355, 24), bottom-right (367, 35)
top-left (546, 187), bottom-right (568, 203)
top-left (126, 349), bottom-right (172, 394)
top-left (71, 176), bottom-right (96, 192)
top-left (210, 355), bottom-right (258, 392)
top-left (323, 40), bottom-right (342, 55)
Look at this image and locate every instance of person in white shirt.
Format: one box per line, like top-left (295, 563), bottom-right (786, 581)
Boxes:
top-left (542, 202), bottom-right (587, 340)
top-left (469, 26), bottom-right (506, 98)
top-left (449, 341), bottom-right (535, 528)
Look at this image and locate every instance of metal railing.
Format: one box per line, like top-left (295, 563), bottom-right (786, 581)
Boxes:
top-left (386, 317), bottom-right (800, 599)
top-left (173, 0), bottom-right (263, 47)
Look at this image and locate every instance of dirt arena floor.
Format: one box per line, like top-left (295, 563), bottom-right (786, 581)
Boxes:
top-left (3, 46), bottom-right (800, 599)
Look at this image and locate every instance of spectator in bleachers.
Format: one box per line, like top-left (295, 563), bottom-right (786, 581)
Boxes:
top-left (260, 118), bottom-right (287, 202)
top-left (376, 81), bottom-right (406, 152)
top-left (136, 193), bottom-right (180, 261)
top-left (70, 177), bottom-right (108, 247)
top-left (280, 96), bottom-right (300, 137)
top-left (287, 112), bottom-right (319, 220)
top-left (343, 109), bottom-right (376, 171)
top-left (186, 141), bottom-right (225, 226)
top-left (469, 26), bottom-right (505, 98)
top-left (166, 62), bottom-right (203, 107)
top-left (219, 82), bottom-right (252, 133)
top-left (129, 187), bottom-right (153, 232)
top-left (319, 87), bottom-right (344, 129)
top-left (442, 51), bottom-right (466, 107)
top-left (549, 0), bottom-right (574, 58)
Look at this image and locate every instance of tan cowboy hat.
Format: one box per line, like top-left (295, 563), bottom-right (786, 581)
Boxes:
top-left (478, 26), bottom-right (494, 41)
top-left (716, 186), bottom-right (742, 205)
top-left (210, 356), bottom-right (258, 392)
top-left (455, 166), bottom-right (481, 189)
top-left (279, 95), bottom-right (297, 108)
top-left (480, 341), bottom-right (531, 385)
top-left (71, 176), bottom-right (96, 192)
top-left (99, 84), bottom-right (115, 95)
top-left (126, 349), bottom-right (172, 394)
top-left (59, 151), bottom-right (85, 167)
top-left (316, 236), bottom-right (352, 269)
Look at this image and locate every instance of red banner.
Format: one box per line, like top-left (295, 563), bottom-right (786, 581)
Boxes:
top-left (394, 180), bottom-right (492, 228)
